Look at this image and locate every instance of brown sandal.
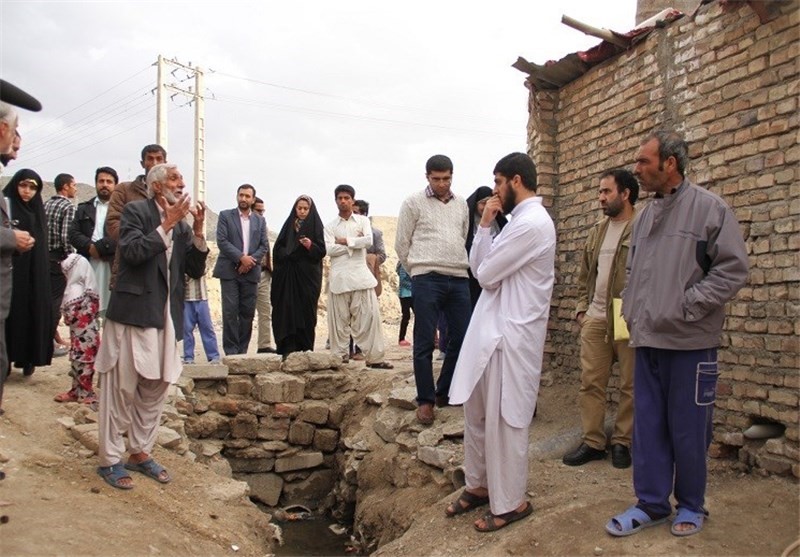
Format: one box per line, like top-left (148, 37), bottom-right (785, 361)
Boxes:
top-left (475, 502), bottom-right (533, 532)
top-left (446, 490), bottom-right (490, 518)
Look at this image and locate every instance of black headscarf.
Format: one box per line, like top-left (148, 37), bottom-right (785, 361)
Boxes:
top-left (270, 195), bottom-right (327, 355)
top-left (2, 168), bottom-right (47, 241)
top-left (465, 186), bottom-right (507, 253)
top-left (2, 169), bottom-right (53, 366)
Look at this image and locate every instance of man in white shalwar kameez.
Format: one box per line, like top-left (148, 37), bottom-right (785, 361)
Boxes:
top-left (95, 163), bottom-right (208, 490)
top-left (324, 184), bottom-right (393, 369)
top-left (447, 152), bottom-right (556, 532)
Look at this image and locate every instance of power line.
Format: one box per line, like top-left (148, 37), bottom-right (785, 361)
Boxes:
top-left (211, 94), bottom-right (518, 138)
top-left (25, 65), bottom-right (153, 135)
top-left (23, 91), bottom-right (153, 157)
top-left (211, 69), bottom-right (517, 126)
top-left (24, 105), bottom-right (182, 168)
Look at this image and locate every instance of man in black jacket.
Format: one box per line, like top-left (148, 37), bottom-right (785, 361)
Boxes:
top-left (94, 163), bottom-right (208, 490)
top-left (69, 167), bottom-right (118, 316)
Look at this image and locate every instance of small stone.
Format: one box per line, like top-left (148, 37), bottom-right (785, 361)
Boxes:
top-left (593, 546), bottom-right (603, 556)
top-left (90, 487), bottom-right (101, 494)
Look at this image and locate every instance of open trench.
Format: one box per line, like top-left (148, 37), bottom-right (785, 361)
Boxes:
top-left (177, 352), bottom-right (463, 555)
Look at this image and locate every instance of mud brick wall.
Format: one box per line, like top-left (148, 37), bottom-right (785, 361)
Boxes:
top-left (526, 1), bottom-right (798, 476)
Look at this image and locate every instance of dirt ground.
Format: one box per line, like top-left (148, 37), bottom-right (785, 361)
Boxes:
top-left (1, 318), bottom-right (798, 557)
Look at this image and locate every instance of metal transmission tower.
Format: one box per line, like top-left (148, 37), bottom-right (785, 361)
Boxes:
top-left (155, 55), bottom-right (207, 211)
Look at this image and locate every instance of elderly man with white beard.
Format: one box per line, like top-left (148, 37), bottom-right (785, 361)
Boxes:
top-left (95, 163), bottom-right (208, 490)
top-left (446, 152), bottom-right (555, 533)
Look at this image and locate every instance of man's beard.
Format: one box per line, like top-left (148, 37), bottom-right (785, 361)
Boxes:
top-left (97, 189), bottom-right (112, 202)
top-left (602, 199), bottom-right (623, 217)
top-left (238, 200), bottom-right (251, 211)
top-left (162, 189), bottom-right (178, 204)
top-left (501, 189), bottom-right (516, 215)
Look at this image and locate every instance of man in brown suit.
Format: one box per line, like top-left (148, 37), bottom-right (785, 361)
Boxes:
top-left (105, 144), bottom-right (166, 288)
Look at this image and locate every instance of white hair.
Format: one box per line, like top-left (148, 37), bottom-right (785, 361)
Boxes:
top-left (0, 102), bottom-right (17, 125)
top-left (146, 163), bottom-right (178, 198)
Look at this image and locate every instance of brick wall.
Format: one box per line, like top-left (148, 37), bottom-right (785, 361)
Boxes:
top-left (527, 1), bottom-right (799, 476)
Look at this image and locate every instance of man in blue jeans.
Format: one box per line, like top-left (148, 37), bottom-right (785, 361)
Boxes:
top-left (395, 154), bottom-right (471, 425)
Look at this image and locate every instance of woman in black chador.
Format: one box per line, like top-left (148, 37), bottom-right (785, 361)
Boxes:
top-left (465, 186), bottom-right (507, 307)
top-left (270, 195), bottom-right (326, 356)
top-left (2, 168), bottom-right (53, 376)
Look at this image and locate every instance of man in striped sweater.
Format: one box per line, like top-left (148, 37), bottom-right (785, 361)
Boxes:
top-left (395, 154), bottom-right (471, 425)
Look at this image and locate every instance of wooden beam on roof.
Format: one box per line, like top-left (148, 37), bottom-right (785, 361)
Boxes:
top-left (561, 14), bottom-right (629, 48)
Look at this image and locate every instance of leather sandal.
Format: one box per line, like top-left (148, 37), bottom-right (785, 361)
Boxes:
top-left (446, 490), bottom-right (490, 518)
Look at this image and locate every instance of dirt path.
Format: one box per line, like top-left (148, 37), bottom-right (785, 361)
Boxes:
top-left (0, 355), bottom-right (273, 557)
top-left (1, 321), bottom-right (798, 557)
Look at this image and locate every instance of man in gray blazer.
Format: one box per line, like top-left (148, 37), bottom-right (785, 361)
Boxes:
top-left (0, 81), bottom-right (41, 414)
top-left (95, 163), bottom-right (208, 489)
top-left (213, 184), bottom-right (268, 355)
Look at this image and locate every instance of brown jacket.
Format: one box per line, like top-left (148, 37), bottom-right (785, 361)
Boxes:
top-left (105, 175), bottom-right (147, 289)
top-left (574, 210), bottom-right (636, 341)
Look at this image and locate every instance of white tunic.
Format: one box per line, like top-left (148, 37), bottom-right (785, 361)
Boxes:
top-left (324, 213), bottom-right (376, 294)
top-left (449, 196), bottom-right (556, 427)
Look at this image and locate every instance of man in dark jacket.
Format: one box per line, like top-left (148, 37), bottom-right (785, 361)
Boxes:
top-left (69, 166), bottom-right (118, 316)
top-left (105, 144), bottom-right (166, 289)
top-left (95, 163), bottom-right (208, 490)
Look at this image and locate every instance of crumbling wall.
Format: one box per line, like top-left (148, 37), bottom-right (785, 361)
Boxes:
top-left (528, 1), bottom-right (799, 476)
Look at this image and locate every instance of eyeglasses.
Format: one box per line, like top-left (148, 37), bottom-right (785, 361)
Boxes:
top-left (17, 180), bottom-right (39, 191)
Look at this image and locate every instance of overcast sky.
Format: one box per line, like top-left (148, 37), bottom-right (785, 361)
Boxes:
top-left (2, 1), bottom-right (635, 228)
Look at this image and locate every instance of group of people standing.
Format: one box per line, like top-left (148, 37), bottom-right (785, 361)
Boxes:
top-left (1, 79), bottom-right (751, 541)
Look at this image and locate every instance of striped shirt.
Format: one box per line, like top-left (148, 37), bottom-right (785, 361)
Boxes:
top-left (44, 195), bottom-right (76, 254)
top-left (184, 274), bottom-right (208, 301)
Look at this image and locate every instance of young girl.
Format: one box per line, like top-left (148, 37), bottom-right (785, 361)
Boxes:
top-left (53, 253), bottom-right (100, 405)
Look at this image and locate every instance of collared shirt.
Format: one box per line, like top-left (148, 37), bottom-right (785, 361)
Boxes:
top-left (239, 209), bottom-right (251, 256)
top-left (91, 197), bottom-right (110, 242)
top-left (324, 213), bottom-right (376, 294)
top-left (425, 184), bottom-right (454, 203)
top-left (44, 194), bottom-right (76, 253)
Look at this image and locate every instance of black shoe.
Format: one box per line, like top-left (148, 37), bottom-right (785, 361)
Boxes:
top-left (562, 443), bottom-right (607, 466)
top-left (611, 444), bottom-right (632, 469)
top-left (22, 364), bottom-right (35, 376)
top-left (257, 347), bottom-right (277, 354)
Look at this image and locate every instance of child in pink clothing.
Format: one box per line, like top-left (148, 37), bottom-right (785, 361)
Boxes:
top-left (53, 254), bottom-right (100, 405)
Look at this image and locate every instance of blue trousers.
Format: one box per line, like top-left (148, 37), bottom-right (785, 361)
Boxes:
top-left (183, 300), bottom-right (220, 362)
top-left (633, 346), bottom-right (718, 517)
top-left (411, 273), bottom-right (471, 405)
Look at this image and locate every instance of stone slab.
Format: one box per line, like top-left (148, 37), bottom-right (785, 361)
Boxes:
top-left (182, 364), bottom-right (229, 381)
top-left (223, 354), bottom-right (283, 375)
top-left (236, 472), bottom-right (284, 506)
top-left (275, 451), bottom-right (324, 473)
